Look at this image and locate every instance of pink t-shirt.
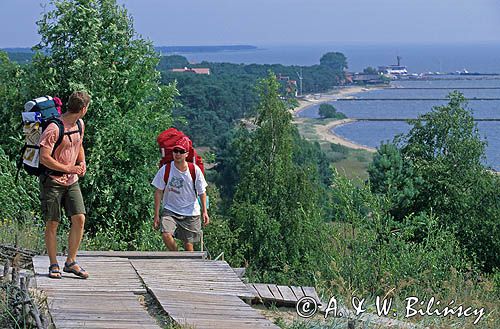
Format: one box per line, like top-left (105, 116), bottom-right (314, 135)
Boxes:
top-left (39, 119), bottom-right (85, 186)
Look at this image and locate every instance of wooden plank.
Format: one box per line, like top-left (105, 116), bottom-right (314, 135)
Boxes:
top-left (267, 284), bottom-right (283, 301)
top-left (277, 285), bottom-right (297, 302)
top-left (252, 283), bottom-right (275, 300)
top-left (246, 283), bottom-right (259, 298)
top-left (232, 267), bottom-right (246, 278)
top-left (290, 286), bottom-right (305, 299)
top-left (302, 286), bottom-right (322, 306)
top-left (150, 289), bottom-right (280, 329)
top-left (78, 250), bottom-right (207, 259)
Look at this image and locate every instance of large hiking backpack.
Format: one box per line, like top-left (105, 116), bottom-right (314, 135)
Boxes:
top-left (157, 128), bottom-right (204, 173)
top-left (17, 96), bottom-right (82, 178)
top-left (157, 128), bottom-right (205, 197)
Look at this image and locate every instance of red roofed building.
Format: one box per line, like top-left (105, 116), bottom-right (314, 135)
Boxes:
top-left (171, 67), bottom-right (211, 75)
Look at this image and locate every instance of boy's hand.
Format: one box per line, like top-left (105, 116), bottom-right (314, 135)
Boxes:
top-left (202, 211), bottom-right (210, 226)
top-left (153, 215), bottom-right (160, 230)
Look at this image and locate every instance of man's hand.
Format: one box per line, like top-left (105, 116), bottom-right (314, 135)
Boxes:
top-left (66, 165), bottom-right (85, 175)
top-left (153, 215), bottom-right (160, 230)
top-left (77, 162), bottom-right (86, 177)
top-left (202, 211), bottom-right (210, 226)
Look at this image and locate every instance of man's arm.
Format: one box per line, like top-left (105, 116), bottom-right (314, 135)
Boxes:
top-left (199, 192), bottom-right (209, 226)
top-left (40, 146), bottom-right (83, 175)
top-left (76, 145), bottom-right (86, 176)
top-left (153, 188), bottom-right (163, 230)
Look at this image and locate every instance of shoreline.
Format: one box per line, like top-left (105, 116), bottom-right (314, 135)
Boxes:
top-left (292, 85), bottom-right (382, 152)
top-left (316, 118), bottom-right (376, 152)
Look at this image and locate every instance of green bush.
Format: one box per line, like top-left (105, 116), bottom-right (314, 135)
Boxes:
top-left (0, 149), bottom-right (40, 224)
top-left (318, 103), bottom-right (347, 119)
top-left (369, 92), bottom-right (500, 271)
top-left (325, 175), bottom-right (472, 297)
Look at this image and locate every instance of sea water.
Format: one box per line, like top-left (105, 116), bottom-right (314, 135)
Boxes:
top-left (298, 76), bottom-right (500, 170)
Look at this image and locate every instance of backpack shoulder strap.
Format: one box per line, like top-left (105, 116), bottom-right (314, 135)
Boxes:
top-left (163, 162), bottom-right (172, 185)
top-left (76, 119), bottom-right (82, 136)
top-left (49, 118), bottom-right (65, 157)
top-left (188, 162), bottom-right (197, 196)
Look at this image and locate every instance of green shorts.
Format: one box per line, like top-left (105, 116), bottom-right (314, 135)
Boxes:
top-left (161, 209), bottom-right (201, 243)
top-left (39, 175), bottom-right (86, 222)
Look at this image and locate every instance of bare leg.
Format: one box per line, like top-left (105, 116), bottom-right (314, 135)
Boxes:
top-left (183, 242), bottom-right (194, 252)
top-left (45, 220), bottom-right (59, 265)
top-left (65, 214), bottom-right (88, 276)
top-left (162, 233), bottom-right (178, 251)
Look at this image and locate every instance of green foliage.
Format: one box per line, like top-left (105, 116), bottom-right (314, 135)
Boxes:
top-left (368, 143), bottom-right (422, 220)
top-left (401, 91), bottom-right (486, 171)
top-left (369, 91), bottom-right (500, 271)
top-left (0, 52), bottom-right (27, 156)
top-left (318, 103), bottom-right (346, 119)
top-left (29, 0), bottom-right (179, 238)
top-left (319, 52), bottom-right (348, 71)
top-left (228, 73), bottom-right (329, 285)
top-left (0, 148), bottom-right (40, 224)
top-left (363, 66), bottom-right (378, 74)
top-left (327, 175), bottom-right (472, 297)
top-left (201, 186), bottom-right (244, 265)
top-left (157, 55), bottom-right (190, 70)
top-left (493, 269), bottom-right (500, 297)
top-left (329, 143), bottom-right (349, 155)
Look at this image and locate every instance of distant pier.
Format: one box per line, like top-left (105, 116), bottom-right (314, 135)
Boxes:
top-left (338, 98), bottom-right (500, 101)
top-left (385, 87), bottom-right (500, 90)
top-left (353, 118), bottom-right (500, 122)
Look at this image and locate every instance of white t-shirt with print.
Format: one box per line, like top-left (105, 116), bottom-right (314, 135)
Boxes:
top-left (151, 161), bottom-right (207, 216)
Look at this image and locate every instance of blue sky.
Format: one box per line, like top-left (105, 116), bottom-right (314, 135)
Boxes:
top-left (1, 0), bottom-right (500, 47)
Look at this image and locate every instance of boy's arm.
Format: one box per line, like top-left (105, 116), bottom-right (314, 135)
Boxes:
top-left (199, 193), bottom-right (209, 226)
top-left (153, 188), bottom-right (163, 230)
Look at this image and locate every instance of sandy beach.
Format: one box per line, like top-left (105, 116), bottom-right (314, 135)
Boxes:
top-left (292, 86), bottom-right (379, 152)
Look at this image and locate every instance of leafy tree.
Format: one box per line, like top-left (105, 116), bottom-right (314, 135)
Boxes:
top-left (319, 52), bottom-right (348, 72)
top-left (157, 55), bottom-right (190, 71)
top-left (228, 73), bottom-right (328, 284)
top-left (368, 143), bottom-right (422, 221)
top-left (318, 103), bottom-right (347, 119)
top-left (31, 0), bottom-right (179, 238)
top-left (399, 91), bottom-right (487, 220)
top-left (363, 66), bottom-right (378, 74)
top-left (0, 52), bottom-right (27, 156)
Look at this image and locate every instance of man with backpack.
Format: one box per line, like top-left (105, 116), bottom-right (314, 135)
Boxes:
top-left (152, 136), bottom-right (209, 251)
top-left (39, 91), bottom-right (90, 279)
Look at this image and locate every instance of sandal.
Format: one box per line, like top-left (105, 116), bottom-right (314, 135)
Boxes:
top-left (48, 263), bottom-right (62, 279)
top-left (63, 261), bottom-right (89, 279)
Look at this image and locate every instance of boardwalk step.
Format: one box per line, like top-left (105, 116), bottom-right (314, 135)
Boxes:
top-left (248, 283), bottom-right (322, 306)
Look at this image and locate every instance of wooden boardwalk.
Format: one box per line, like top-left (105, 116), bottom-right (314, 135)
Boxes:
top-left (132, 259), bottom-right (255, 299)
top-left (33, 256), bottom-right (159, 328)
top-left (132, 259), bottom-right (279, 328)
top-left (33, 255), bottom-right (279, 329)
